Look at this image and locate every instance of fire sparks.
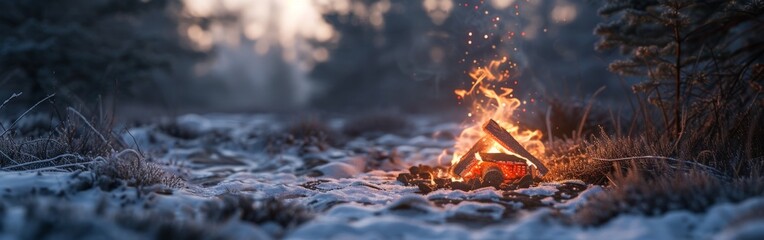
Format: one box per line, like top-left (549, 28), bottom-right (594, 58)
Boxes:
top-left (450, 58), bottom-right (545, 181)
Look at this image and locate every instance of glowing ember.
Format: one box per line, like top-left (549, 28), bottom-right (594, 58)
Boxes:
top-left (449, 58), bottom-right (546, 181)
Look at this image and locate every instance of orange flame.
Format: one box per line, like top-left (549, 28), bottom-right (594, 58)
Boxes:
top-left (450, 58), bottom-right (545, 179)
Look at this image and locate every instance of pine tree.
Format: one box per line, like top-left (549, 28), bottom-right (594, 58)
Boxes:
top-left (595, 0), bottom-right (764, 140)
top-left (0, 0), bottom-right (204, 106)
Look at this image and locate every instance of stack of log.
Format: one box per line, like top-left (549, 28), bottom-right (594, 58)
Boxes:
top-left (396, 119), bottom-right (547, 193)
top-left (450, 119), bottom-right (548, 183)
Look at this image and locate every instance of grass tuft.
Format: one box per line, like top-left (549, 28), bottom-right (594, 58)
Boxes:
top-left (572, 169), bottom-right (764, 226)
top-left (94, 150), bottom-right (184, 188)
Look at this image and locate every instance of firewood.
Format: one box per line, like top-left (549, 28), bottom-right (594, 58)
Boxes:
top-left (450, 136), bottom-right (492, 177)
top-left (483, 119), bottom-right (549, 175)
top-left (482, 165), bottom-right (504, 188)
top-left (478, 153), bottom-right (526, 163)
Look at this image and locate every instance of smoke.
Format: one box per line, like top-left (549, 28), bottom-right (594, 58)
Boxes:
top-left (171, 0), bottom-right (622, 112)
top-left (177, 0), bottom-right (351, 111)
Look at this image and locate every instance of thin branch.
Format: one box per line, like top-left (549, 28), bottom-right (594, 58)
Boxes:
top-left (20, 162), bottom-right (97, 173)
top-left (19, 138), bottom-right (66, 148)
top-left (545, 105), bottom-right (554, 150)
top-left (0, 94), bottom-right (55, 137)
top-left (124, 128), bottom-right (144, 158)
top-left (577, 86), bottom-right (607, 140)
top-left (1, 153), bottom-right (83, 170)
top-left (0, 149), bottom-right (21, 166)
top-left (0, 92), bottom-right (23, 131)
top-left (66, 107), bottom-right (113, 151)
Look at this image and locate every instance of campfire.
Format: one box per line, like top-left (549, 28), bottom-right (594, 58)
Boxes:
top-left (398, 58), bottom-right (548, 192)
top-left (450, 119), bottom-right (548, 183)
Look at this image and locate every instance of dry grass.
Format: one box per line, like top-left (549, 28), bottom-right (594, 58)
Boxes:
top-left (543, 129), bottom-right (764, 226)
top-left (543, 133), bottom-right (675, 184)
top-left (542, 139), bottom-right (613, 185)
top-left (572, 168), bottom-right (764, 226)
top-left (0, 91), bottom-right (130, 172)
top-left (94, 150), bottom-right (184, 188)
top-left (0, 137), bottom-right (73, 170)
top-left (56, 108), bottom-right (124, 158)
top-left (0, 108), bottom-right (126, 171)
top-left (543, 126), bottom-right (763, 184)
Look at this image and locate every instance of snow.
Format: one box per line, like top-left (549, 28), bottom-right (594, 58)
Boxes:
top-left (315, 162), bottom-right (361, 178)
top-left (555, 186), bottom-right (604, 215)
top-left (515, 183), bottom-right (560, 196)
top-left (1, 113), bottom-right (761, 239)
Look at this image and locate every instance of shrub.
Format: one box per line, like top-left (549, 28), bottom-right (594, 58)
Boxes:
top-left (595, 0), bottom-right (764, 139)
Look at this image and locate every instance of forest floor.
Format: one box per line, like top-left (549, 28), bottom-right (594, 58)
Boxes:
top-left (0, 113), bottom-right (761, 239)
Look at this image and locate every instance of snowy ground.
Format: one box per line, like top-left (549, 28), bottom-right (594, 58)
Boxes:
top-left (0, 114), bottom-right (761, 239)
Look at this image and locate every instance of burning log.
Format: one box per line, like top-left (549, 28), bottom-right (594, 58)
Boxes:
top-left (483, 119), bottom-right (549, 175)
top-left (478, 153), bottom-right (526, 163)
top-left (450, 136), bottom-right (492, 178)
top-left (480, 153), bottom-right (528, 181)
top-left (481, 165), bottom-right (504, 188)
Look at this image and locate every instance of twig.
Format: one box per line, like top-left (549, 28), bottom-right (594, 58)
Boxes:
top-left (0, 93), bottom-right (23, 126)
top-left (545, 105), bottom-right (554, 150)
top-left (124, 128), bottom-right (144, 158)
top-left (114, 148), bottom-right (143, 160)
top-left (66, 107), bottom-right (113, 151)
top-left (0, 149), bottom-right (21, 166)
top-left (1, 153), bottom-right (83, 170)
top-left (577, 86), bottom-right (606, 140)
top-left (0, 92), bottom-right (21, 129)
top-left (0, 94), bottom-right (55, 137)
top-left (19, 138), bottom-right (66, 148)
top-left (21, 162), bottom-right (97, 173)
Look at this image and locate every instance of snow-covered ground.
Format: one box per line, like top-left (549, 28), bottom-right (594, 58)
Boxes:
top-left (0, 114), bottom-right (760, 239)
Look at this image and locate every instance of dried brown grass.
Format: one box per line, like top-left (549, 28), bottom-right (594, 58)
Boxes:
top-left (543, 132), bottom-right (675, 184)
top-left (0, 107), bottom-right (125, 171)
top-left (545, 128), bottom-right (764, 226)
top-left (572, 168), bottom-right (764, 226)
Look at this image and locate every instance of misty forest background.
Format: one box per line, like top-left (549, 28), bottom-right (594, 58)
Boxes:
top-left (0, 1), bottom-right (763, 238)
top-left (1, 0), bottom-right (762, 157)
